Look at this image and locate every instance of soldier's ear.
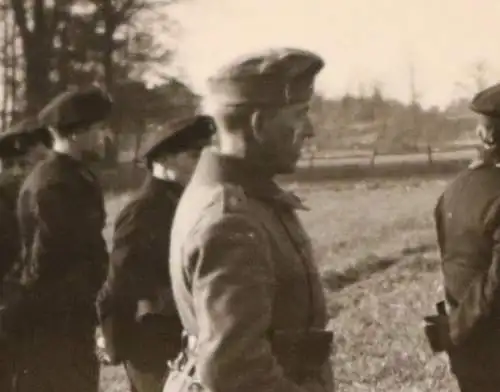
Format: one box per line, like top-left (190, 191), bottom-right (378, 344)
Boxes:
top-left (250, 110), bottom-right (267, 143)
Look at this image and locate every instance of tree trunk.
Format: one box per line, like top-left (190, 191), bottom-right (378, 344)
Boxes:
top-left (56, 8), bottom-right (71, 91)
top-left (10, 11), bottom-right (19, 122)
top-left (102, 0), bottom-right (119, 163)
top-left (426, 144), bottom-right (433, 165)
top-left (10, 0), bottom-right (58, 115)
top-left (1, 4), bottom-right (10, 129)
top-left (24, 48), bottom-right (52, 114)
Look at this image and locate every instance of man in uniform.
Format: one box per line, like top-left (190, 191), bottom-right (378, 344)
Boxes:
top-left (0, 120), bottom-right (49, 392)
top-left (1, 86), bottom-right (112, 392)
top-left (165, 47), bottom-right (334, 392)
top-left (434, 82), bottom-right (500, 391)
top-left (96, 114), bottom-right (215, 392)
top-left (0, 118), bottom-right (48, 281)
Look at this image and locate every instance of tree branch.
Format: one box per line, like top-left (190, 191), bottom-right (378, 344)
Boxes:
top-left (110, 0), bottom-right (144, 32)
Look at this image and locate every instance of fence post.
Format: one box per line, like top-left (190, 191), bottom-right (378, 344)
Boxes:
top-left (308, 151), bottom-right (314, 169)
top-left (426, 145), bottom-right (433, 165)
top-left (370, 148), bottom-right (377, 167)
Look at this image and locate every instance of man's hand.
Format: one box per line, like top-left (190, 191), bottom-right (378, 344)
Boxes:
top-left (95, 331), bottom-right (120, 366)
top-left (424, 314), bottom-right (452, 353)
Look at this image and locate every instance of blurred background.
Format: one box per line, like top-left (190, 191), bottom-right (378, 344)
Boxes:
top-left (1, 0), bottom-right (497, 192)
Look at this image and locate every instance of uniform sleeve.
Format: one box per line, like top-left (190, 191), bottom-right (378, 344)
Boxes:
top-left (1, 180), bottom-right (107, 334)
top-left (434, 194), bottom-right (445, 257)
top-left (189, 214), bottom-right (305, 392)
top-left (26, 182), bottom-right (77, 284)
top-left (97, 201), bottom-right (156, 317)
top-left (95, 202), bottom-right (148, 363)
top-left (0, 199), bottom-right (19, 281)
top-left (449, 196), bottom-right (500, 345)
top-left (24, 180), bottom-right (107, 291)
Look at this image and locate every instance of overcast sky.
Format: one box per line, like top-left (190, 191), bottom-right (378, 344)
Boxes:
top-left (166, 0), bottom-right (500, 108)
top-left (2, 0), bottom-right (499, 111)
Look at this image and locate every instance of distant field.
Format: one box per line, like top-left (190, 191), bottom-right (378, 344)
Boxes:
top-left (296, 177), bottom-right (456, 391)
top-left (100, 173), bottom-right (459, 392)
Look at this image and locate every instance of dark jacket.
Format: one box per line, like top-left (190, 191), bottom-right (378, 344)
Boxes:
top-left (435, 161), bottom-right (500, 377)
top-left (0, 169), bottom-right (24, 392)
top-left (97, 175), bottom-right (184, 365)
top-left (0, 169), bottom-right (25, 283)
top-left (3, 152), bottom-right (108, 335)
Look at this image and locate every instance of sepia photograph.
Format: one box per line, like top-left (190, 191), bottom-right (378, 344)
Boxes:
top-left (0, 1), bottom-right (499, 391)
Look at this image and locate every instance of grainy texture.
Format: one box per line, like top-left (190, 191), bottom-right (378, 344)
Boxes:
top-left (100, 175), bottom-right (459, 392)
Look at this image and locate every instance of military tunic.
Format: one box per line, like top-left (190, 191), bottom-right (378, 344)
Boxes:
top-left (435, 161), bottom-right (500, 390)
top-left (167, 149), bottom-right (333, 392)
top-left (97, 175), bottom-right (184, 392)
top-left (7, 151), bottom-right (108, 392)
top-left (0, 169), bottom-right (24, 282)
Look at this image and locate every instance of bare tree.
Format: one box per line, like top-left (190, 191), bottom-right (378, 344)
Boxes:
top-left (369, 81), bottom-right (388, 166)
top-left (1, 2), bottom-right (10, 130)
top-left (0, 3), bottom-right (18, 129)
top-left (471, 61), bottom-right (488, 92)
top-left (55, 4), bottom-right (71, 91)
top-left (10, 0), bottom-right (64, 114)
top-left (5, 0), bottom-right (182, 147)
top-left (406, 61), bottom-right (435, 164)
top-left (455, 60), bottom-right (491, 97)
top-left (97, 0), bottom-right (179, 162)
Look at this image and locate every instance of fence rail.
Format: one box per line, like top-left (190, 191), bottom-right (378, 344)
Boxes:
top-left (298, 145), bottom-right (479, 168)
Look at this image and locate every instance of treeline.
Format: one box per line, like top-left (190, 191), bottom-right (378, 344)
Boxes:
top-left (309, 88), bottom-right (477, 154)
top-left (0, 1), bottom-right (479, 160)
top-left (0, 0), bottom-right (197, 162)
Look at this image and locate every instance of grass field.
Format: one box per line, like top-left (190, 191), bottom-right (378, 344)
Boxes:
top-left (99, 173), bottom-right (460, 392)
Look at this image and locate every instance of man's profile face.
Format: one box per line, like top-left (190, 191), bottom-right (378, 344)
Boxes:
top-left (72, 122), bottom-right (105, 161)
top-left (25, 144), bottom-right (48, 165)
top-left (157, 144), bottom-right (206, 184)
top-left (259, 102), bottom-right (313, 174)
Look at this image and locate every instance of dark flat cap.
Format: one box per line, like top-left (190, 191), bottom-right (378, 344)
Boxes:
top-left (38, 85), bottom-right (112, 134)
top-left (207, 47), bottom-right (324, 107)
top-left (138, 115), bottom-right (216, 162)
top-left (470, 83), bottom-right (500, 118)
top-left (0, 118), bottom-right (49, 159)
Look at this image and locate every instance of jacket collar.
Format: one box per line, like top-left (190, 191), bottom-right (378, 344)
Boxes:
top-left (142, 174), bottom-right (185, 198)
top-left (48, 151), bottom-right (98, 185)
top-left (469, 148), bottom-right (500, 170)
top-left (190, 147), bottom-right (308, 210)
